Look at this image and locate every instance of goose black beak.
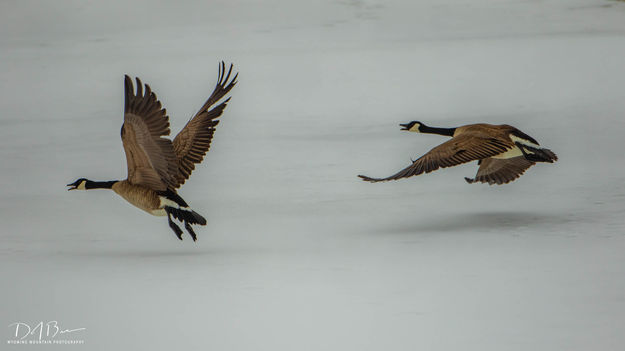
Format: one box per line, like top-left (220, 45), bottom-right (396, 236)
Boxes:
top-left (399, 123), bottom-right (411, 131)
top-left (67, 183), bottom-right (77, 191)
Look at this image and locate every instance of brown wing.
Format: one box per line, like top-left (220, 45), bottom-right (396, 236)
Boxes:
top-left (171, 62), bottom-right (237, 188)
top-left (465, 157), bottom-right (535, 185)
top-left (122, 75), bottom-right (179, 191)
top-left (358, 133), bottom-right (513, 182)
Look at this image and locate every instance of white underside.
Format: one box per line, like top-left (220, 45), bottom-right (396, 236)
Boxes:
top-left (510, 134), bottom-right (540, 148)
top-left (492, 135), bottom-right (541, 159)
top-left (159, 197), bottom-right (185, 209)
top-left (150, 208), bottom-right (167, 216)
top-left (149, 196), bottom-right (190, 217)
top-left (492, 146), bottom-right (524, 159)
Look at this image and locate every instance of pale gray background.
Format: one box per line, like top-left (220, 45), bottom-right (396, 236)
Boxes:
top-left (1, 0), bottom-right (625, 350)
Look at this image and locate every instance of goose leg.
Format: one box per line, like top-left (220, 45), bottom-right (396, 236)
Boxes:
top-left (167, 211), bottom-right (184, 240)
top-left (184, 221), bottom-right (197, 242)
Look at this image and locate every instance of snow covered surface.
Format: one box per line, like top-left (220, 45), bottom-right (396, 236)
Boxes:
top-left (1, 0), bottom-right (625, 350)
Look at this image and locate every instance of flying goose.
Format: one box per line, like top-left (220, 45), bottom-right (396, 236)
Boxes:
top-left (67, 62), bottom-right (238, 241)
top-left (358, 121), bottom-right (557, 185)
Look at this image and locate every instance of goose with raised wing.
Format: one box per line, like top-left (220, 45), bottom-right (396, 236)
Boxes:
top-left (358, 121), bottom-right (557, 185)
top-left (67, 62), bottom-right (238, 241)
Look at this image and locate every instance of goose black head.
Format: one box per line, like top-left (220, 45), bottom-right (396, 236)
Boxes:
top-left (399, 121), bottom-right (424, 132)
top-left (67, 178), bottom-right (88, 191)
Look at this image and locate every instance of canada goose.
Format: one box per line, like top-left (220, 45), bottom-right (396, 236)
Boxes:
top-left (358, 121), bottom-right (557, 185)
top-left (67, 62), bottom-right (237, 241)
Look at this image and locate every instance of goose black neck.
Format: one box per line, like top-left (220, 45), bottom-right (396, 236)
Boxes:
top-left (420, 125), bottom-right (456, 136)
top-left (86, 180), bottom-right (117, 189)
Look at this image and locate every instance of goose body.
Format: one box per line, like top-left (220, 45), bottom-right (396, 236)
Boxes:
top-left (111, 180), bottom-right (169, 216)
top-left (68, 62), bottom-right (237, 241)
top-left (358, 121), bottom-right (557, 185)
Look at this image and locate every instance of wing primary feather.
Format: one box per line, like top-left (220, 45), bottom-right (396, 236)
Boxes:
top-left (359, 132), bottom-right (516, 183)
top-left (124, 75), bottom-right (133, 112)
top-left (170, 63), bottom-right (238, 188)
top-left (135, 77), bottom-right (143, 98)
top-left (223, 62), bottom-right (233, 85)
top-left (122, 74), bottom-right (178, 191)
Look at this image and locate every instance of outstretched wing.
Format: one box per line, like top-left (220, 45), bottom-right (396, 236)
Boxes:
top-left (171, 62), bottom-right (238, 188)
top-left (358, 134), bottom-right (513, 182)
top-left (465, 157), bottom-right (535, 185)
top-left (121, 75), bottom-right (179, 191)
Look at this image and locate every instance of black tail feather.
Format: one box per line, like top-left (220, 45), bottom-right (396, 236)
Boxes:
top-left (165, 206), bottom-right (205, 242)
top-left (515, 142), bottom-right (558, 163)
top-left (184, 222), bottom-right (197, 242)
top-left (165, 207), bottom-right (206, 225)
top-left (167, 212), bottom-right (183, 240)
top-left (537, 148), bottom-right (558, 163)
top-left (191, 210), bottom-right (207, 225)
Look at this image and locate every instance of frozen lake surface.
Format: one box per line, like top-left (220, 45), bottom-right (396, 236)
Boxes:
top-left (1, 0), bottom-right (625, 350)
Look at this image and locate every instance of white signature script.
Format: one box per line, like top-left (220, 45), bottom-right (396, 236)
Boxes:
top-left (8, 321), bottom-right (86, 340)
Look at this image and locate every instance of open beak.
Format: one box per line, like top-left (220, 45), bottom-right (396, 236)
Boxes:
top-left (399, 123), bottom-right (410, 131)
top-left (67, 183), bottom-right (77, 191)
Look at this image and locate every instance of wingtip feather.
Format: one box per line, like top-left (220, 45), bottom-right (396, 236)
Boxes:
top-left (358, 175), bottom-right (382, 183)
top-left (135, 77), bottom-right (143, 97)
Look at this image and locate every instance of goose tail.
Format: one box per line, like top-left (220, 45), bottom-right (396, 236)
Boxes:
top-left (165, 206), bottom-right (207, 225)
